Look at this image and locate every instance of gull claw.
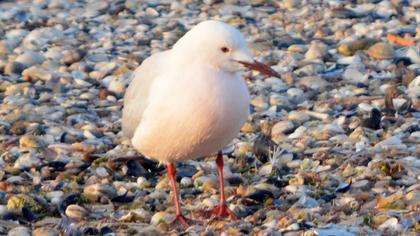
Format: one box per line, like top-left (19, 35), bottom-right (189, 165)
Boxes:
top-left (199, 204), bottom-right (238, 222)
top-left (211, 204), bottom-right (238, 220)
top-left (169, 214), bottom-right (195, 228)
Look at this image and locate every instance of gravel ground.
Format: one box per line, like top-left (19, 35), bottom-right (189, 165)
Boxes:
top-left (0, 0), bottom-right (419, 235)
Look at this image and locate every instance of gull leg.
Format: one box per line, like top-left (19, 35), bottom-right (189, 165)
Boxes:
top-left (211, 151), bottom-right (237, 219)
top-left (168, 163), bottom-right (191, 226)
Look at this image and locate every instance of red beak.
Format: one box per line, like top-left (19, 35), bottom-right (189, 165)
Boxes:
top-left (238, 60), bottom-right (281, 79)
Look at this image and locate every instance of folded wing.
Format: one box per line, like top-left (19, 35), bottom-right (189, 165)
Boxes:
top-left (122, 50), bottom-right (170, 138)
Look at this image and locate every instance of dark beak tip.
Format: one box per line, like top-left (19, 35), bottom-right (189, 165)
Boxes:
top-left (239, 60), bottom-right (281, 79)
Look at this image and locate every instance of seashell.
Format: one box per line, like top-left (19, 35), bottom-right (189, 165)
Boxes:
top-left (116, 209), bottom-right (151, 222)
top-left (65, 204), bottom-right (88, 221)
top-left (337, 38), bottom-right (376, 56)
top-left (367, 42), bottom-right (395, 60)
top-left (83, 184), bottom-right (117, 202)
top-left (378, 217), bottom-right (402, 232)
top-left (150, 211), bottom-right (175, 225)
top-left (180, 177), bottom-right (193, 187)
top-left (305, 41), bottom-right (327, 60)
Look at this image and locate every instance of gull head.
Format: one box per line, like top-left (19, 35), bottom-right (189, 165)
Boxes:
top-left (173, 20), bottom-right (280, 78)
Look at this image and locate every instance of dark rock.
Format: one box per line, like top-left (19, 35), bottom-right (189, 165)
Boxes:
top-left (393, 57), bottom-right (412, 66)
top-left (274, 35), bottom-right (306, 48)
top-left (22, 206), bottom-right (37, 221)
top-left (226, 175), bottom-right (244, 186)
top-left (253, 135), bottom-right (276, 163)
top-left (126, 160), bottom-right (148, 177)
top-left (1, 212), bottom-right (19, 221)
top-left (233, 204), bottom-right (260, 218)
top-left (10, 120), bottom-right (27, 135)
top-left (361, 108), bottom-right (381, 130)
top-left (47, 161), bottom-right (67, 171)
top-left (404, 125), bottom-right (420, 133)
top-left (100, 226), bottom-right (114, 235)
top-left (180, 188), bottom-right (202, 198)
top-left (4, 61), bottom-right (26, 75)
top-left (83, 227), bottom-right (99, 235)
top-left (335, 179), bottom-right (352, 193)
top-left (245, 189), bottom-right (274, 204)
top-left (331, 8), bottom-right (363, 19)
top-left (176, 163), bottom-right (197, 179)
top-left (58, 193), bottom-right (83, 215)
top-left (111, 191), bottom-right (135, 203)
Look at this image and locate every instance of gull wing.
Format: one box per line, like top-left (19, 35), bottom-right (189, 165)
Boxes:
top-left (122, 50), bottom-right (170, 138)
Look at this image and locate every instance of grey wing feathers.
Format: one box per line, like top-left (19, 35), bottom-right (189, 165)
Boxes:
top-left (122, 51), bottom-right (169, 138)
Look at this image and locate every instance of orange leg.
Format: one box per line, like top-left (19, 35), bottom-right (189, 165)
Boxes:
top-left (211, 151), bottom-right (237, 219)
top-left (168, 163), bottom-right (190, 226)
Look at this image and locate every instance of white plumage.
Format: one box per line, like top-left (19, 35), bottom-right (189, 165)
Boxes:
top-left (122, 20), bottom-right (252, 163)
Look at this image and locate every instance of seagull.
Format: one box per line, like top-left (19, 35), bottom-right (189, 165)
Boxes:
top-left (122, 20), bottom-right (280, 225)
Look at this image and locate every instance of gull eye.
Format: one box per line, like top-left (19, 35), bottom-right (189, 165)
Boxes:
top-left (220, 47), bottom-right (230, 53)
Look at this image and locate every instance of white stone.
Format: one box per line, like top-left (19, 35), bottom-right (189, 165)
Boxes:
top-left (15, 51), bottom-right (45, 67)
top-left (342, 68), bottom-right (368, 84)
top-left (288, 111), bottom-right (310, 124)
top-left (8, 226), bottom-right (31, 236)
top-left (288, 126), bottom-right (307, 139)
top-left (14, 152), bottom-right (41, 169)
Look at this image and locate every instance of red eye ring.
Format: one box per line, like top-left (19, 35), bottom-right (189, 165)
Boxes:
top-left (221, 47), bottom-right (230, 53)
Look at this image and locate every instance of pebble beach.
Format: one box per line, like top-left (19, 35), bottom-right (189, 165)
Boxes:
top-left (0, 0), bottom-right (419, 235)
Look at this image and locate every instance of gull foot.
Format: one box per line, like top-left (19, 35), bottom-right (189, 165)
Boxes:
top-left (169, 214), bottom-right (194, 228)
top-left (208, 204), bottom-right (238, 220)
